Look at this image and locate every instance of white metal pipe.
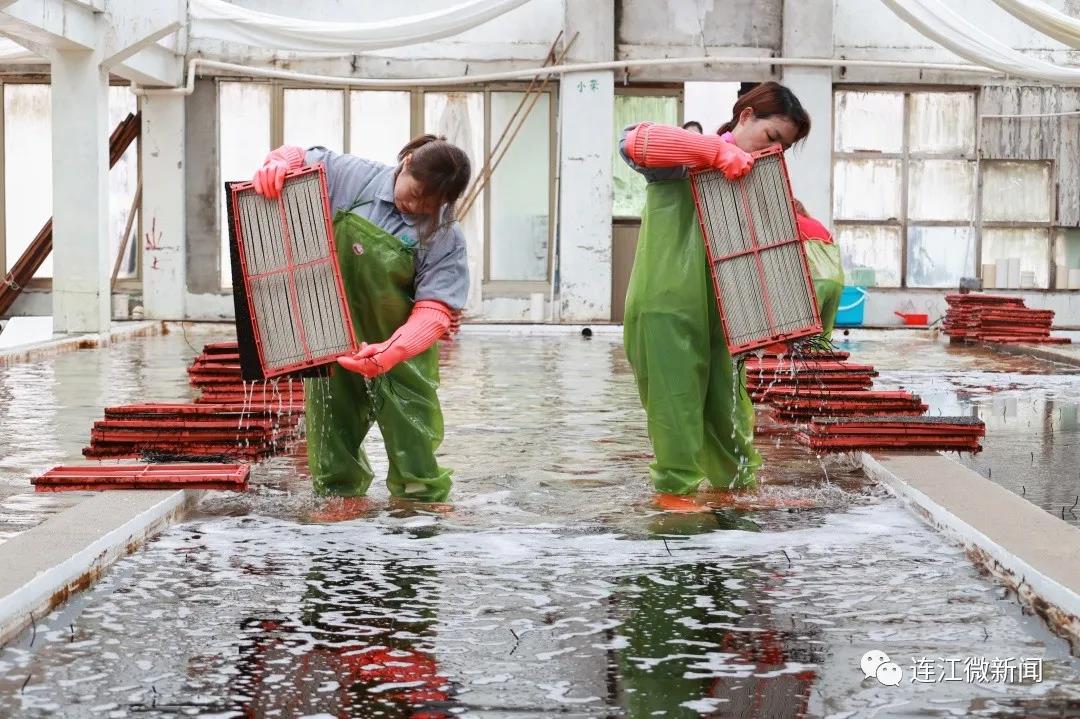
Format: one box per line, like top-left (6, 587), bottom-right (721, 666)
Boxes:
top-left (132, 54), bottom-right (1001, 96)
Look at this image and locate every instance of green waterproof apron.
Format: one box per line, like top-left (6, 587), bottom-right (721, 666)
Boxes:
top-left (805, 239), bottom-right (844, 341)
top-left (623, 179), bottom-right (761, 496)
top-left (304, 203), bottom-right (452, 502)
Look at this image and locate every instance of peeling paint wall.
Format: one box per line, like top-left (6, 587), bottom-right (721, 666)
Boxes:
top-left (616, 0), bottom-right (780, 53)
top-left (979, 85), bottom-right (1080, 228)
top-left (613, 0), bottom-right (779, 82)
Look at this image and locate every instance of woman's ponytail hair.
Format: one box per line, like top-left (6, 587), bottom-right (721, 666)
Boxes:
top-left (397, 134), bottom-right (472, 240)
top-left (717, 82), bottom-right (811, 144)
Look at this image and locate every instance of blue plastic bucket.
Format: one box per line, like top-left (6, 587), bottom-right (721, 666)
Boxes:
top-left (835, 286), bottom-right (868, 327)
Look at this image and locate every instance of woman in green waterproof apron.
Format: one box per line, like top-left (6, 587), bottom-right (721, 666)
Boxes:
top-left (619, 82), bottom-right (811, 506)
top-left (794, 199), bottom-right (845, 341)
top-left (251, 136), bottom-right (471, 505)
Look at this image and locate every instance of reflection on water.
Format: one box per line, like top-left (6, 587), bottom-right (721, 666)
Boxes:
top-left (0, 329), bottom-right (211, 541)
top-left (0, 330), bottom-right (1078, 717)
top-left (1, 505), bottom-right (1077, 718)
top-left (842, 331), bottom-right (1080, 527)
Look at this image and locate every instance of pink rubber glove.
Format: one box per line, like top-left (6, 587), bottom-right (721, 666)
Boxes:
top-left (441, 310), bottom-right (462, 341)
top-left (252, 145), bottom-right (306, 198)
top-left (624, 122), bottom-right (753, 180)
top-left (338, 300), bottom-right (453, 378)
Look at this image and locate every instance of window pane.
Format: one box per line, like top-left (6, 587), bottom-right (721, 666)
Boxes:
top-left (981, 161), bottom-right (1052, 222)
top-left (1053, 228), bottom-right (1080, 289)
top-left (350, 90), bottom-right (411, 166)
top-left (833, 159), bottom-right (902, 221)
top-left (833, 91), bottom-right (903, 153)
top-left (5, 85), bottom-right (52, 277)
top-left (906, 225), bottom-right (975, 288)
top-left (425, 92), bottom-right (484, 303)
top-left (983, 228), bottom-right (1050, 288)
top-left (909, 92), bottom-right (975, 155)
top-left (907, 160), bottom-right (974, 221)
top-left (219, 82), bottom-right (271, 288)
top-left (836, 224), bottom-right (902, 287)
top-left (489, 91), bottom-right (550, 282)
top-left (109, 86), bottom-right (138, 280)
top-left (283, 89), bottom-right (344, 154)
top-left (612, 95), bottom-right (679, 218)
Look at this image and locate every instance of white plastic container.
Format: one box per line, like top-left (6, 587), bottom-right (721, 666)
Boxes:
top-left (982, 263), bottom-right (997, 289)
top-left (1007, 258), bottom-right (1022, 289)
top-left (996, 258), bottom-right (1010, 290)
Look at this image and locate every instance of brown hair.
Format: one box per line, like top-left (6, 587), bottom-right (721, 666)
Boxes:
top-left (397, 134), bottom-right (471, 238)
top-left (717, 82), bottom-right (811, 145)
top-left (792, 198), bottom-right (808, 216)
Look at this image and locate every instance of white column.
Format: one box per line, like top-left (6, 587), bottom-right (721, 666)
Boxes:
top-left (51, 49), bottom-right (110, 334)
top-left (557, 71), bottom-right (615, 322)
top-left (782, 0), bottom-right (834, 224)
top-left (781, 69), bottom-right (833, 223)
top-left (139, 93), bottom-right (186, 319)
top-left (557, 0), bottom-right (615, 322)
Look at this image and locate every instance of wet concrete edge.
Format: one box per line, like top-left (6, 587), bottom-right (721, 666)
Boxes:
top-left (0, 321), bottom-right (163, 368)
top-left (981, 341), bottom-right (1080, 369)
top-left (0, 489), bottom-right (196, 645)
top-left (862, 452), bottom-right (1080, 653)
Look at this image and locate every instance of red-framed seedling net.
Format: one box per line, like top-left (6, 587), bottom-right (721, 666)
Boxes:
top-left (227, 164), bottom-right (358, 380)
top-left (690, 146), bottom-right (822, 355)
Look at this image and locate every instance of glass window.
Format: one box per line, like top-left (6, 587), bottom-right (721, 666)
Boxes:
top-left (5, 84), bottom-right (52, 277)
top-left (488, 91), bottom-right (550, 282)
top-left (906, 226), bottom-right (975, 288)
top-left (425, 92), bottom-right (485, 286)
top-left (833, 91), bottom-right (903, 153)
top-left (907, 160), bottom-right (974, 221)
top-left (283, 89), bottom-right (344, 154)
top-left (981, 161), bottom-right (1052, 223)
top-left (612, 94), bottom-right (679, 218)
top-left (109, 86), bottom-right (138, 280)
top-left (833, 159), bottom-right (902, 221)
top-left (983, 228), bottom-right (1050, 288)
top-left (350, 90), bottom-right (411, 166)
top-left (836, 225), bottom-right (902, 287)
top-left (219, 82), bottom-right (271, 288)
top-left (1053, 228), bottom-right (1080, 289)
top-left (908, 92), bottom-right (976, 155)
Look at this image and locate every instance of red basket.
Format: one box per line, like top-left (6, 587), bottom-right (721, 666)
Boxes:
top-left (227, 164), bottom-right (359, 380)
top-left (690, 146), bottom-right (823, 355)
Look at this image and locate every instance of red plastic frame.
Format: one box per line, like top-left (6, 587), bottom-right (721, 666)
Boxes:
top-left (690, 146), bottom-right (823, 355)
top-left (230, 164), bottom-right (359, 378)
top-left (34, 463), bottom-right (250, 492)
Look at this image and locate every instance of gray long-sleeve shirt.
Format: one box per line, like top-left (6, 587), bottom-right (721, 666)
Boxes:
top-left (306, 146), bottom-right (469, 311)
top-left (619, 123), bottom-right (690, 183)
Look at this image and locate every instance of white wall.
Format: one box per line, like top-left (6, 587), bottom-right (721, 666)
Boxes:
top-left (683, 81), bottom-right (740, 135)
top-left (859, 288), bottom-right (1080, 329)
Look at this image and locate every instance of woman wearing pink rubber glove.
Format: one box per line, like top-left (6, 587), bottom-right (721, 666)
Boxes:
top-left (250, 135), bottom-right (470, 505)
top-left (619, 82), bottom-right (811, 510)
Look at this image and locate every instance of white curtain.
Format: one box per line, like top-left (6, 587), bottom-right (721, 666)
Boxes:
top-left (989, 0), bottom-right (1080, 50)
top-left (881, 0), bottom-right (1080, 83)
top-left (190, 0), bottom-right (534, 53)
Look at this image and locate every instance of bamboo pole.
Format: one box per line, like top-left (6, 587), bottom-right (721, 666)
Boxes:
top-left (111, 183), bottom-right (142, 289)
